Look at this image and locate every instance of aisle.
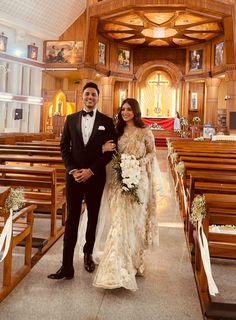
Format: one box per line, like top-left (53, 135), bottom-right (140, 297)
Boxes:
top-left (0, 150), bottom-right (203, 320)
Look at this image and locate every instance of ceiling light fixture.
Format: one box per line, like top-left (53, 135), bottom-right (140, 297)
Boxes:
top-left (142, 27), bottom-right (177, 39)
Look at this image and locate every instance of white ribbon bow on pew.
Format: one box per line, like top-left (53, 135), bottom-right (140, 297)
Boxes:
top-left (0, 209), bottom-right (13, 262)
top-left (197, 221), bottom-right (219, 296)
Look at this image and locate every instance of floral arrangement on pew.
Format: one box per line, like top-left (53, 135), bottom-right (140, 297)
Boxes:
top-left (189, 194), bottom-right (219, 296)
top-left (112, 153), bottom-right (141, 204)
top-left (166, 139), bottom-right (174, 157)
top-left (170, 152), bottom-right (178, 165)
top-left (1, 188), bottom-right (25, 216)
top-left (175, 161), bottom-right (185, 178)
top-left (0, 188), bottom-right (25, 262)
top-left (192, 116), bottom-right (201, 126)
top-left (194, 136), bottom-right (204, 141)
top-left (189, 194), bottom-right (206, 226)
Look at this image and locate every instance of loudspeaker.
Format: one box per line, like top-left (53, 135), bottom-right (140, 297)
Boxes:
top-left (14, 109), bottom-right (23, 120)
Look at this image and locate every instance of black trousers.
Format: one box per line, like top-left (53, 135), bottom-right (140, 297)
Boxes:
top-left (62, 173), bottom-right (105, 269)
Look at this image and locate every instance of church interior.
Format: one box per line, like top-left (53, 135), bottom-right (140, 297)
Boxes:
top-left (0, 0), bottom-right (236, 319)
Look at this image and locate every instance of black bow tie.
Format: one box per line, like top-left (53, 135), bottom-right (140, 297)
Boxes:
top-left (82, 110), bottom-right (94, 117)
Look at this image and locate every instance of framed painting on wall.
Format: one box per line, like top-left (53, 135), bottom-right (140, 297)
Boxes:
top-left (45, 41), bottom-right (83, 64)
top-left (0, 33), bottom-right (7, 52)
top-left (27, 44), bottom-right (38, 60)
top-left (190, 92), bottom-right (198, 110)
top-left (119, 90), bottom-right (126, 106)
top-left (98, 42), bottom-right (106, 65)
top-left (118, 48), bottom-right (130, 71)
top-left (214, 42), bottom-right (224, 66)
top-left (189, 49), bottom-right (203, 71)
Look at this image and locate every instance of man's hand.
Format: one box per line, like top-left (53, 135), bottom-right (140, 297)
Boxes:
top-left (73, 169), bottom-right (94, 183)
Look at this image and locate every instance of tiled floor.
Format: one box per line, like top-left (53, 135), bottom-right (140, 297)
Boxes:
top-left (0, 149), bottom-right (204, 320)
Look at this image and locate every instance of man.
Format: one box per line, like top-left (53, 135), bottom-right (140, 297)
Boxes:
top-left (48, 82), bottom-right (117, 279)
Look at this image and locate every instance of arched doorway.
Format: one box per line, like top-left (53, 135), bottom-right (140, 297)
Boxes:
top-left (43, 90), bottom-right (75, 136)
top-left (140, 70), bottom-right (175, 117)
top-left (135, 60), bottom-right (183, 118)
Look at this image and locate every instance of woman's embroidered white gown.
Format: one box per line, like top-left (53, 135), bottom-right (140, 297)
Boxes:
top-left (78, 127), bottom-right (162, 291)
top-left (78, 128), bottom-right (163, 290)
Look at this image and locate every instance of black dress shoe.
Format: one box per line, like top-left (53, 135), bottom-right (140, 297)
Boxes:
top-left (47, 266), bottom-right (74, 280)
top-left (84, 253), bottom-right (95, 273)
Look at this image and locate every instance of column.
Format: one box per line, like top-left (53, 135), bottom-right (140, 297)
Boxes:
top-left (225, 70), bottom-right (236, 133)
top-left (29, 67), bottom-right (43, 132)
top-left (0, 61), bottom-right (8, 92)
top-left (205, 78), bottom-right (221, 126)
top-left (182, 80), bottom-right (189, 118)
top-left (63, 78), bottom-right (69, 91)
top-left (100, 76), bottom-right (115, 116)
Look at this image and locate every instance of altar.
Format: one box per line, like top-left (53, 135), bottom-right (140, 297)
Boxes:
top-left (142, 117), bottom-right (175, 130)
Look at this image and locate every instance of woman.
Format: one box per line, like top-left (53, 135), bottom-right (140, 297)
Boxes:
top-left (92, 98), bottom-right (160, 291)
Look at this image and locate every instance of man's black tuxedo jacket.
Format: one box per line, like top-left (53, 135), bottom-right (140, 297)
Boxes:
top-left (60, 110), bottom-right (117, 177)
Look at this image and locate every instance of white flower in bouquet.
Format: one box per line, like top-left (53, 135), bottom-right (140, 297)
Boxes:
top-left (112, 153), bottom-right (141, 204)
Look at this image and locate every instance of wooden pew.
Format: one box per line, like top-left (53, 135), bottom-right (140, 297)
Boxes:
top-left (0, 144), bottom-right (60, 151)
top-left (0, 204), bottom-right (36, 302)
top-left (176, 162), bottom-right (236, 214)
top-left (0, 165), bottom-right (66, 254)
top-left (194, 194), bottom-right (236, 318)
top-left (186, 172), bottom-right (236, 246)
top-left (0, 154), bottom-right (65, 183)
top-left (0, 148), bottom-right (61, 157)
top-left (16, 141), bottom-right (60, 146)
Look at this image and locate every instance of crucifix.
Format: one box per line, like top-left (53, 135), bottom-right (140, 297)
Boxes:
top-left (148, 73), bottom-right (168, 115)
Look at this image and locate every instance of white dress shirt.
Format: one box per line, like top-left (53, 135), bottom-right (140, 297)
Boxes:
top-left (81, 108), bottom-right (97, 145)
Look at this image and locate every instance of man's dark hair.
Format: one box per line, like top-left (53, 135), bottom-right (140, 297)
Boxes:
top-left (82, 82), bottom-right (100, 95)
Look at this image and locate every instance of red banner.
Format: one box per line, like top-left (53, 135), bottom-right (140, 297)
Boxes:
top-left (142, 118), bottom-right (174, 130)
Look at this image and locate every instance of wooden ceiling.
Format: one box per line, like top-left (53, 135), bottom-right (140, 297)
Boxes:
top-left (98, 9), bottom-right (224, 47)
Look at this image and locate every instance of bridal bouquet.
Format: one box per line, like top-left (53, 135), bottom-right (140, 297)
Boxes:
top-left (112, 153), bottom-right (141, 204)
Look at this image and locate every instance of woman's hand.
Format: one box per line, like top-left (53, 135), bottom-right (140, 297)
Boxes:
top-left (102, 140), bottom-right (116, 153)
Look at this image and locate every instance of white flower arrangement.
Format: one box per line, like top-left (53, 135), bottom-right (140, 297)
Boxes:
top-left (112, 153), bottom-right (141, 204)
top-left (194, 136), bottom-right (204, 141)
top-left (170, 152), bottom-right (178, 164)
top-left (167, 145), bottom-right (174, 157)
top-left (190, 195), bottom-right (206, 226)
top-left (2, 188), bottom-right (25, 216)
top-left (175, 161), bottom-right (185, 177)
top-left (180, 117), bottom-right (188, 126)
top-left (192, 116), bottom-right (201, 124)
top-left (150, 123), bottom-right (164, 130)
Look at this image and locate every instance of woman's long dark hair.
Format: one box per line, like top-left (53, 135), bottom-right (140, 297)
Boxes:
top-left (116, 98), bottom-right (145, 137)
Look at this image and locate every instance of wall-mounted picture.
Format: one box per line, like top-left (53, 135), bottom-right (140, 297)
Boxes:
top-left (214, 42), bottom-right (224, 66)
top-left (189, 49), bottom-right (203, 71)
top-left (98, 42), bottom-right (106, 65)
top-left (0, 33), bottom-right (7, 52)
top-left (190, 92), bottom-right (198, 110)
top-left (27, 44), bottom-right (38, 60)
top-left (118, 48), bottom-right (130, 71)
top-left (45, 41), bottom-right (83, 64)
top-left (119, 90), bottom-right (126, 106)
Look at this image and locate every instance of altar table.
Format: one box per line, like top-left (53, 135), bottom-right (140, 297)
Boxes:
top-left (142, 117), bottom-right (174, 130)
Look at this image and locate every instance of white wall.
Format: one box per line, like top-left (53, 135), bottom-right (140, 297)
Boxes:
top-left (0, 23), bottom-right (43, 61)
top-left (0, 23), bottom-right (44, 133)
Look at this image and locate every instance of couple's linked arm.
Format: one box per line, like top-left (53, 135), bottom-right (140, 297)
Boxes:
top-left (89, 119), bottom-right (117, 175)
